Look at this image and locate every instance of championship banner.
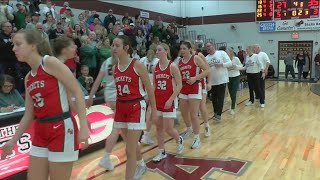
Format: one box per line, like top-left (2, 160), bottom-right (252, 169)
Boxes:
top-left (0, 104), bottom-right (114, 179)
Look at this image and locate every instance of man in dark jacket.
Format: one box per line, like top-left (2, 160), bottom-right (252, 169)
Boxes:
top-left (0, 21), bottom-right (24, 92)
top-left (103, 9), bottom-right (116, 28)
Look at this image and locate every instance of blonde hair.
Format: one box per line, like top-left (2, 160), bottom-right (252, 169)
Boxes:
top-left (147, 49), bottom-right (155, 62)
top-left (158, 43), bottom-right (172, 60)
top-left (247, 45), bottom-right (254, 55)
top-left (17, 29), bottom-right (53, 56)
top-left (226, 47), bottom-right (234, 59)
top-left (80, 35), bottom-right (89, 45)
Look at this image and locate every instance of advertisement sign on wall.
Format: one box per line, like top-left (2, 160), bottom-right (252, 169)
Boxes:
top-left (0, 104), bottom-right (114, 179)
top-left (259, 22), bottom-right (276, 32)
top-left (259, 18), bottom-right (320, 32)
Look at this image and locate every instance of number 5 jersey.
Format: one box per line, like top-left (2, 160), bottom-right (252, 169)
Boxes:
top-left (26, 56), bottom-right (69, 119)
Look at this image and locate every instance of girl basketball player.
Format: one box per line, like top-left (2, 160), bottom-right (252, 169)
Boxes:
top-left (1, 30), bottom-right (90, 180)
top-left (112, 35), bottom-right (157, 180)
top-left (152, 43), bottom-right (184, 162)
top-left (87, 53), bottom-right (120, 170)
top-left (50, 36), bottom-right (84, 110)
top-left (139, 49), bottom-right (159, 145)
top-left (190, 41), bottom-right (211, 137)
top-left (178, 41), bottom-right (210, 149)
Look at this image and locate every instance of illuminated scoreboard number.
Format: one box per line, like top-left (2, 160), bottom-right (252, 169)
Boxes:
top-left (256, 0), bottom-right (273, 21)
top-left (274, 0), bottom-right (319, 20)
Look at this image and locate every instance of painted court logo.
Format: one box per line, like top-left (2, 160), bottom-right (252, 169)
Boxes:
top-left (146, 153), bottom-right (251, 179)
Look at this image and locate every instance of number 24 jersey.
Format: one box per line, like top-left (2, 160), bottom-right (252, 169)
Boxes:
top-left (114, 59), bottom-right (146, 101)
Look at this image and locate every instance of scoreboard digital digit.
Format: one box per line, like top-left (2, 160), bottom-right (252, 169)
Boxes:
top-left (256, 0), bottom-right (274, 21)
top-left (274, 0), bottom-right (319, 20)
top-left (256, 0), bottom-right (320, 21)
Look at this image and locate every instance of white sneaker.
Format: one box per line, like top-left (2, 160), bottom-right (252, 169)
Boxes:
top-left (204, 125), bottom-right (210, 137)
top-left (180, 128), bottom-right (192, 139)
top-left (176, 136), bottom-right (184, 154)
top-left (99, 155), bottom-right (114, 171)
top-left (141, 133), bottom-right (154, 145)
top-left (152, 150), bottom-right (167, 162)
top-left (134, 165), bottom-right (147, 180)
top-left (245, 101), bottom-right (253, 106)
top-left (190, 136), bottom-right (201, 149)
top-left (260, 104), bottom-right (265, 108)
top-left (230, 109), bottom-right (235, 115)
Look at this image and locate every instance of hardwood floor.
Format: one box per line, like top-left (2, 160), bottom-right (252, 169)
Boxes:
top-left (71, 81), bottom-right (320, 180)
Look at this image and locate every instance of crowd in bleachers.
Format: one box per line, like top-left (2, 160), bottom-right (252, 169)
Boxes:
top-left (0, 0), bottom-right (181, 102)
top-left (1, 0), bottom-right (270, 115)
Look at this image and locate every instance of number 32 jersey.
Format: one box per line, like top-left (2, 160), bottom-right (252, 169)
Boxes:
top-left (114, 59), bottom-right (146, 101)
top-left (154, 61), bottom-right (177, 111)
top-left (26, 56), bottom-right (69, 119)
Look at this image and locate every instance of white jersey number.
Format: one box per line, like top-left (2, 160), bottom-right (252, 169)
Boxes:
top-left (182, 71), bottom-right (190, 79)
top-left (117, 84), bottom-right (130, 96)
top-left (157, 80), bottom-right (167, 90)
top-left (32, 93), bottom-right (44, 108)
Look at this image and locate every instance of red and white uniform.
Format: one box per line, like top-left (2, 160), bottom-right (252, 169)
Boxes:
top-left (26, 56), bottom-right (78, 162)
top-left (113, 58), bottom-right (146, 130)
top-left (194, 52), bottom-right (207, 94)
top-left (178, 55), bottom-right (202, 100)
top-left (154, 62), bottom-right (177, 118)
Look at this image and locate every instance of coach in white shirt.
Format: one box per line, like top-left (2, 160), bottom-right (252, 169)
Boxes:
top-left (205, 43), bottom-right (232, 121)
top-left (244, 46), bottom-right (265, 107)
top-left (254, 44), bottom-right (270, 103)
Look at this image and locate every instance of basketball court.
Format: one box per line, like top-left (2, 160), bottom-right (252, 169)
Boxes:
top-left (69, 80), bottom-right (320, 179)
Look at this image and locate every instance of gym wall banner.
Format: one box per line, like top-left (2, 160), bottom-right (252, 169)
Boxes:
top-left (0, 104), bottom-right (114, 179)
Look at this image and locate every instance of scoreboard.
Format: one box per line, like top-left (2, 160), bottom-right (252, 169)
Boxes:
top-left (256, 0), bottom-right (319, 21)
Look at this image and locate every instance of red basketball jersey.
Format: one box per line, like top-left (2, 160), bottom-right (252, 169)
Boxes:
top-left (26, 59), bottom-right (69, 119)
top-left (194, 51), bottom-right (205, 89)
top-left (178, 55), bottom-right (201, 94)
top-left (114, 59), bottom-right (146, 101)
top-left (154, 61), bottom-right (176, 111)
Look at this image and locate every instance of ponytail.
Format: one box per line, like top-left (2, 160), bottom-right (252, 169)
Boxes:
top-left (17, 29), bottom-right (53, 56)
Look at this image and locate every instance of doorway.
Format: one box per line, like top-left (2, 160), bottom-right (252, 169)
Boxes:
top-left (278, 41), bottom-right (313, 80)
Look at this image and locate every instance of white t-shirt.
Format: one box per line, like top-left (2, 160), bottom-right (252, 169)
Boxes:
top-left (140, 56), bottom-right (159, 85)
top-left (245, 54), bottom-right (263, 73)
top-left (100, 57), bottom-right (116, 102)
top-left (257, 51), bottom-right (270, 69)
top-left (205, 50), bottom-right (232, 85)
top-left (228, 57), bottom-right (243, 77)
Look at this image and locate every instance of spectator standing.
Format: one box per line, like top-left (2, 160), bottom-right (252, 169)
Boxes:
top-left (41, 0), bottom-right (57, 20)
top-left (79, 35), bottom-right (97, 78)
top-left (103, 9), bottom-right (116, 28)
top-left (14, 2), bottom-right (27, 30)
top-left (237, 46), bottom-right (245, 63)
top-left (59, 1), bottom-right (69, 16)
top-left (295, 50), bottom-right (305, 80)
top-left (25, 11), bottom-right (40, 30)
top-left (314, 48), bottom-right (320, 81)
top-left (0, 0), bottom-right (14, 25)
top-left (303, 51), bottom-right (311, 79)
top-left (284, 50), bottom-right (295, 79)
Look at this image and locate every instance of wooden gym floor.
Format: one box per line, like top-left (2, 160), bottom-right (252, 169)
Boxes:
top-left (71, 81), bottom-right (320, 180)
